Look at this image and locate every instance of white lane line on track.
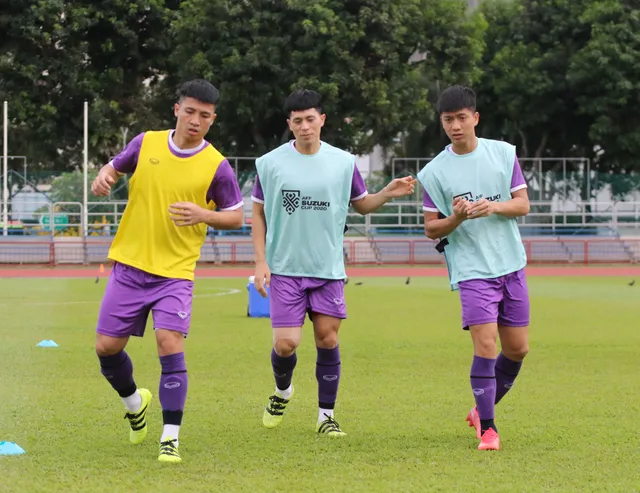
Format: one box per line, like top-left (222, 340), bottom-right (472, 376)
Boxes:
top-left (0, 288), bottom-right (241, 307)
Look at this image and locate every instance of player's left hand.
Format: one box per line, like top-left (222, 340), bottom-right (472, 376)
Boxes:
top-left (466, 199), bottom-right (495, 218)
top-left (169, 202), bottom-right (208, 226)
top-left (383, 176), bottom-right (417, 198)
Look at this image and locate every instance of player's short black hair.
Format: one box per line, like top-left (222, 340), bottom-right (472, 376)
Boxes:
top-left (177, 79), bottom-right (220, 105)
top-left (284, 89), bottom-right (323, 115)
top-left (436, 85), bottom-right (476, 114)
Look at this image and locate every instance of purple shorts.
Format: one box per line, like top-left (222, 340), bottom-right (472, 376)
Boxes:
top-left (96, 262), bottom-right (194, 338)
top-left (270, 274), bottom-right (347, 328)
top-left (458, 268), bottom-right (530, 330)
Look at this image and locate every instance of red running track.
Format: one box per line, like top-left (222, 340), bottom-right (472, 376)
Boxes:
top-left (0, 266), bottom-right (639, 278)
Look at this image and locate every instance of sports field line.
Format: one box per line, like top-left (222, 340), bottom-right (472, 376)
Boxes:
top-left (0, 287), bottom-right (241, 307)
top-left (0, 265), bottom-right (639, 278)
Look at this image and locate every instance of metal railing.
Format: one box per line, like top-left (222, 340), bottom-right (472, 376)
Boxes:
top-left (343, 201), bottom-right (640, 233)
top-left (3, 200), bottom-right (640, 238)
top-left (0, 237), bottom-right (638, 266)
top-left (391, 157), bottom-right (593, 203)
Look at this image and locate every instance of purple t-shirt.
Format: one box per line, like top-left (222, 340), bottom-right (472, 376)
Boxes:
top-left (109, 131), bottom-right (244, 211)
top-left (422, 153), bottom-right (527, 213)
top-left (250, 142), bottom-right (368, 203)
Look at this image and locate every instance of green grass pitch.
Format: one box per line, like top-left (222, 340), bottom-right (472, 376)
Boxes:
top-left (1, 274), bottom-right (639, 492)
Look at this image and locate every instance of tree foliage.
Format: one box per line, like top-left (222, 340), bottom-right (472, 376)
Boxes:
top-left (392, 2), bottom-right (487, 160)
top-left (0, 0), bottom-right (178, 170)
top-left (474, 0), bottom-right (594, 160)
top-left (168, 0), bottom-right (462, 156)
top-left (568, 0), bottom-right (640, 173)
top-left (0, 0), bottom-right (638, 196)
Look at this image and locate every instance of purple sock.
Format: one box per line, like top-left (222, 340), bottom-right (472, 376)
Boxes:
top-left (99, 351), bottom-right (137, 398)
top-left (271, 349), bottom-right (297, 391)
top-left (159, 353), bottom-right (188, 426)
top-left (470, 355), bottom-right (496, 425)
top-left (495, 352), bottom-right (523, 404)
top-left (316, 346), bottom-right (341, 409)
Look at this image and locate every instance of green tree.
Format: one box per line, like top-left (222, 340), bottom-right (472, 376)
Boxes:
top-left (46, 168), bottom-right (127, 210)
top-left (0, 0), bottom-right (178, 172)
top-left (473, 0), bottom-right (640, 200)
top-left (166, 0), bottom-right (482, 158)
top-left (468, 0), bottom-right (613, 201)
top-left (32, 168), bottom-right (127, 235)
top-left (392, 2), bottom-right (487, 161)
top-left (568, 1), bottom-right (640, 174)
top-left (474, 0), bottom-right (594, 160)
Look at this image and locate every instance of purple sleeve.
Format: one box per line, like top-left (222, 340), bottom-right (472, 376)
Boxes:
top-left (510, 156), bottom-right (527, 191)
top-left (206, 159), bottom-right (244, 210)
top-left (110, 133), bottom-right (145, 173)
top-left (423, 189), bottom-right (439, 212)
top-left (251, 175), bottom-right (264, 202)
top-left (350, 166), bottom-right (368, 201)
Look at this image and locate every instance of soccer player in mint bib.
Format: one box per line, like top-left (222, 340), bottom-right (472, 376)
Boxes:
top-left (90, 79), bottom-right (244, 463)
top-left (417, 85), bottom-right (530, 451)
top-left (251, 89), bottom-right (416, 436)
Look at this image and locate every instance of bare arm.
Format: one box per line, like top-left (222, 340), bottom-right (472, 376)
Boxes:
top-left (251, 201), bottom-right (267, 264)
top-left (92, 133), bottom-right (144, 196)
top-left (168, 159), bottom-right (245, 230)
top-left (351, 191), bottom-right (390, 215)
top-left (466, 189), bottom-right (530, 219)
top-left (201, 208), bottom-right (244, 230)
top-left (251, 201), bottom-right (271, 296)
top-left (493, 188), bottom-right (530, 217)
top-left (91, 164), bottom-right (122, 196)
top-left (168, 202), bottom-right (244, 229)
top-left (103, 163), bottom-right (123, 180)
top-left (424, 197), bottom-right (470, 239)
top-left (424, 212), bottom-right (464, 240)
top-left (351, 176), bottom-right (416, 215)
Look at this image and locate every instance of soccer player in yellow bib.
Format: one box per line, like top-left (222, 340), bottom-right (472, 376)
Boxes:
top-left (91, 79), bottom-right (244, 463)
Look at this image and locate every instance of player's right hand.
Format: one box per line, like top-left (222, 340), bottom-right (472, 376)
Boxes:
top-left (452, 196), bottom-right (470, 221)
top-left (254, 262), bottom-right (271, 298)
top-left (91, 169), bottom-right (116, 196)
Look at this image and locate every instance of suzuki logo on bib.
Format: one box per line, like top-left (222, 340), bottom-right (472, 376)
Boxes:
top-left (454, 191), bottom-right (502, 203)
top-left (282, 189), bottom-right (331, 215)
top-left (282, 190), bottom-right (301, 215)
top-left (454, 192), bottom-right (474, 202)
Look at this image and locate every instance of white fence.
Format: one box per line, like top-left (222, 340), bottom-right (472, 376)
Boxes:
top-left (391, 157), bottom-right (594, 203)
top-left (2, 198), bottom-right (640, 238)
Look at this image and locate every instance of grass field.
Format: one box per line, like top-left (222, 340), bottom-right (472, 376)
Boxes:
top-left (1, 272), bottom-right (639, 492)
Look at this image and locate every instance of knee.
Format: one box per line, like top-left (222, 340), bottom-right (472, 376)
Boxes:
top-left (156, 330), bottom-right (184, 356)
top-left (274, 338), bottom-right (298, 356)
top-left (315, 332), bottom-right (338, 350)
top-left (474, 337), bottom-right (498, 359)
top-left (504, 344), bottom-right (529, 362)
top-left (95, 335), bottom-right (124, 357)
